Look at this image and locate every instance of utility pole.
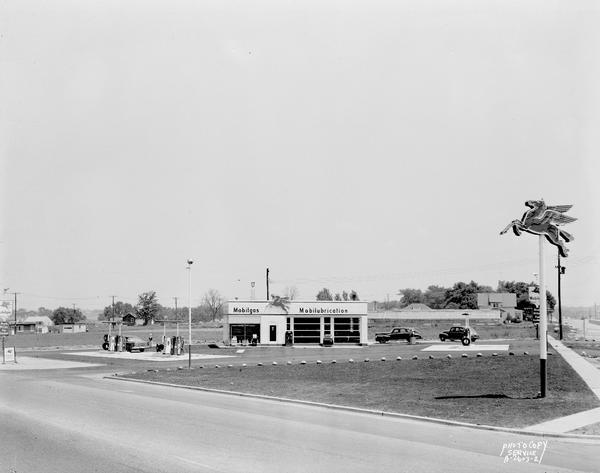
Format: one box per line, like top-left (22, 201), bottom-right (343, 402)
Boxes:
top-left (556, 252), bottom-right (565, 340)
top-left (187, 260), bottom-right (193, 369)
top-left (173, 297), bottom-right (178, 321)
top-left (266, 268), bottom-right (270, 301)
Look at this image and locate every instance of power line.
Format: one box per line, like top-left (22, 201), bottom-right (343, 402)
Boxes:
top-left (271, 254), bottom-right (598, 286)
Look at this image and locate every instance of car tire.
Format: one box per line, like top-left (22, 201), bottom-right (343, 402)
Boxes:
top-left (102, 342), bottom-right (109, 350)
top-left (439, 336), bottom-right (446, 342)
top-left (462, 337), bottom-right (471, 346)
top-left (139, 348), bottom-right (145, 352)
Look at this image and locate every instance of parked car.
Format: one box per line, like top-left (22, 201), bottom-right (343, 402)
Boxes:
top-left (375, 327), bottom-right (422, 344)
top-left (438, 326), bottom-right (479, 346)
top-left (125, 336), bottom-right (147, 352)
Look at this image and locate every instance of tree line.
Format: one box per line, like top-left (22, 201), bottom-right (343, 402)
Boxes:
top-left (315, 288), bottom-right (359, 301)
top-left (98, 289), bottom-right (225, 324)
top-left (14, 289), bottom-right (226, 326)
top-left (380, 280), bottom-right (555, 311)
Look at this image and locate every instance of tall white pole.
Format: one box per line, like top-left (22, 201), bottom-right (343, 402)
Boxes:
top-left (187, 260), bottom-right (193, 368)
top-left (539, 236), bottom-right (547, 397)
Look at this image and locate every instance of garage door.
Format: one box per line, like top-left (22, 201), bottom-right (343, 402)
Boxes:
top-left (293, 317), bottom-right (320, 343)
top-left (334, 317), bottom-right (360, 343)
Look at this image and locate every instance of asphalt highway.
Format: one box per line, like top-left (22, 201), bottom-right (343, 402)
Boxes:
top-left (1, 364), bottom-right (599, 473)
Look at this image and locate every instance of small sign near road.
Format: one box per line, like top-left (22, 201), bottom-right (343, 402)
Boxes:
top-left (4, 346), bottom-right (15, 363)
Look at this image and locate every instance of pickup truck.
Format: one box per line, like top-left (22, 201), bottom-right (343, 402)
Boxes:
top-left (438, 326), bottom-right (479, 346)
top-left (375, 327), bottom-right (422, 344)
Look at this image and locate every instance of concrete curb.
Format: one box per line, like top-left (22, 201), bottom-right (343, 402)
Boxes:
top-left (105, 375), bottom-right (600, 442)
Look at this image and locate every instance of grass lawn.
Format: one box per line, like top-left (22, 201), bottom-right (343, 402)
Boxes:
top-left (123, 353), bottom-right (599, 428)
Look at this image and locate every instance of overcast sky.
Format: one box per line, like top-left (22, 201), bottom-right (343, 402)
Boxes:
top-left (1, 0), bottom-right (599, 311)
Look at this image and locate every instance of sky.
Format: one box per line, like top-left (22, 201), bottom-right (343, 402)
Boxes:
top-left (1, 0), bottom-right (599, 311)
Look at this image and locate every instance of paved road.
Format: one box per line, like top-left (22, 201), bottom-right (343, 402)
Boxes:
top-left (1, 367), bottom-right (599, 473)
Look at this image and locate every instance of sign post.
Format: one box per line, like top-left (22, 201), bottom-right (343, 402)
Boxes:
top-left (1, 321), bottom-right (9, 364)
top-left (500, 200), bottom-right (576, 398)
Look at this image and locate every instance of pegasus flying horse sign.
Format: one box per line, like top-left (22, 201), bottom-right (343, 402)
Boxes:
top-left (500, 200), bottom-right (576, 257)
top-left (500, 199), bottom-right (576, 398)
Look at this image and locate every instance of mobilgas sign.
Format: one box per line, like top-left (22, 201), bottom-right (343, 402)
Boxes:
top-left (229, 301), bottom-right (367, 316)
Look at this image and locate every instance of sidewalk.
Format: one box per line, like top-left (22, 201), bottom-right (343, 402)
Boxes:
top-left (524, 336), bottom-right (600, 434)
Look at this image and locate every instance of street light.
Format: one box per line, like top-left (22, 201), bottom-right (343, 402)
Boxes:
top-left (187, 259), bottom-right (193, 369)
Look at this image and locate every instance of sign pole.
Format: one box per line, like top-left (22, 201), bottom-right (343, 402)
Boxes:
top-left (539, 235), bottom-right (547, 398)
top-left (2, 336), bottom-right (5, 364)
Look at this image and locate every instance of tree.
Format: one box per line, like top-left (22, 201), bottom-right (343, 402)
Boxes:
top-left (37, 307), bottom-right (53, 319)
top-left (135, 291), bottom-right (160, 325)
top-left (51, 306), bottom-right (85, 325)
top-left (443, 281), bottom-right (493, 309)
top-left (100, 301), bottom-right (135, 321)
top-left (334, 293), bottom-right (342, 301)
top-left (316, 288), bottom-right (333, 301)
top-left (342, 291), bottom-right (349, 301)
top-left (397, 288), bottom-right (424, 307)
top-left (203, 289), bottom-right (224, 322)
top-left (423, 285), bottom-right (447, 309)
top-left (349, 290), bottom-right (359, 301)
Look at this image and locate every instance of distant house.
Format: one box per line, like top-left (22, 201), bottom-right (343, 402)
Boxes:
top-left (9, 320), bottom-right (37, 334)
top-left (122, 313), bottom-right (144, 326)
top-left (9, 316), bottom-right (54, 334)
top-left (477, 293), bottom-right (520, 321)
top-left (24, 316), bottom-right (53, 333)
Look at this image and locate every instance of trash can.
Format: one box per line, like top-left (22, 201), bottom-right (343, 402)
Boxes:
top-left (285, 330), bottom-right (293, 346)
top-left (408, 336), bottom-right (416, 345)
top-left (322, 335), bottom-right (333, 346)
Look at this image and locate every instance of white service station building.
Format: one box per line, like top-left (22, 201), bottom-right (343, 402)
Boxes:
top-left (225, 300), bottom-right (368, 345)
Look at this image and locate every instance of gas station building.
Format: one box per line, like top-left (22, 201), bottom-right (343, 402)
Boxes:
top-left (225, 300), bottom-right (368, 345)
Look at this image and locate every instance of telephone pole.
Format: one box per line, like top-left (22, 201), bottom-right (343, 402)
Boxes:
top-left (266, 268), bottom-right (270, 300)
top-left (12, 292), bottom-right (20, 335)
top-left (173, 297), bottom-right (178, 320)
top-left (187, 260), bottom-right (193, 369)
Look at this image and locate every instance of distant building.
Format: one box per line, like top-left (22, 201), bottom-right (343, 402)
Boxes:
top-left (122, 313), bottom-right (144, 326)
top-left (56, 323), bottom-right (87, 333)
top-left (24, 316), bottom-right (53, 333)
top-left (477, 292), bottom-right (520, 321)
top-left (9, 316), bottom-right (53, 334)
top-left (400, 303), bottom-right (434, 312)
